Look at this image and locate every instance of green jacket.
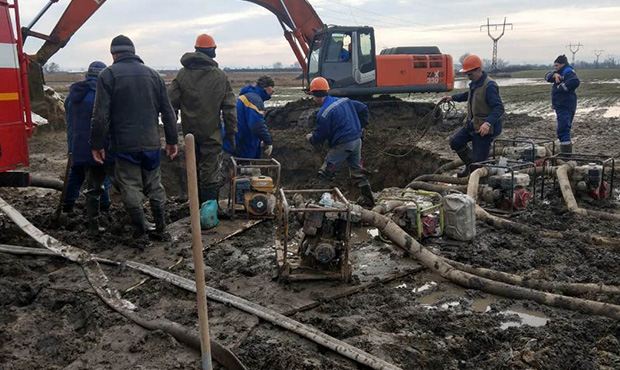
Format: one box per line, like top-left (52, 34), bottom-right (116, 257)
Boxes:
top-left (168, 52), bottom-right (237, 144)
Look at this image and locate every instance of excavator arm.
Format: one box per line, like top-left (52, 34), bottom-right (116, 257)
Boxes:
top-left (24, 0), bottom-right (108, 65)
top-left (241, 0), bottom-right (323, 72)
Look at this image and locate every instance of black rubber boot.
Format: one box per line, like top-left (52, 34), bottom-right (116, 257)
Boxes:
top-left (150, 205), bottom-right (171, 242)
top-left (357, 184), bottom-right (376, 208)
top-left (560, 143), bottom-right (572, 156)
top-left (456, 147), bottom-right (473, 178)
top-left (85, 196), bottom-right (104, 235)
top-left (126, 208), bottom-right (152, 248)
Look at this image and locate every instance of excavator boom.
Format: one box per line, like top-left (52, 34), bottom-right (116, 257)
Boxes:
top-left (241, 0), bottom-right (324, 71)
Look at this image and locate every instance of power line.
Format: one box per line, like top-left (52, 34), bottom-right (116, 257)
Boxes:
top-left (480, 17), bottom-right (513, 72)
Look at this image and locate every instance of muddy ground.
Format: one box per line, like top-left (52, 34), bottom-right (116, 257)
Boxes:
top-left (2, 74), bottom-right (620, 369)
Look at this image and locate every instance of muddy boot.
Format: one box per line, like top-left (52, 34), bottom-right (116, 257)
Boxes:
top-left (127, 208), bottom-right (152, 249)
top-left (357, 184), bottom-right (376, 208)
top-left (150, 205), bottom-right (171, 242)
top-left (455, 147), bottom-right (473, 178)
top-left (62, 203), bottom-right (75, 214)
top-left (560, 142), bottom-right (572, 157)
top-left (86, 196), bottom-right (104, 234)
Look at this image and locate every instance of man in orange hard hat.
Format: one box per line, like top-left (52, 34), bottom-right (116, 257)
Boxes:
top-left (440, 54), bottom-right (504, 177)
top-left (306, 77), bottom-right (374, 207)
top-left (169, 33), bottom-right (237, 229)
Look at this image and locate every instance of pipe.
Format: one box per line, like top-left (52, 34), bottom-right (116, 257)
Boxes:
top-left (442, 257), bottom-right (620, 296)
top-left (434, 159), bottom-right (463, 174)
top-left (466, 167), bottom-right (488, 201)
top-left (411, 174), bottom-right (469, 185)
top-left (406, 181), bottom-right (466, 194)
top-left (29, 175), bottom-right (64, 191)
top-left (359, 208), bottom-right (620, 319)
top-left (556, 163), bottom-right (620, 222)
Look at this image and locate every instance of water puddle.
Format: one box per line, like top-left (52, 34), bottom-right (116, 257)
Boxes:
top-left (350, 227), bottom-right (380, 244)
top-left (499, 308), bottom-right (549, 330)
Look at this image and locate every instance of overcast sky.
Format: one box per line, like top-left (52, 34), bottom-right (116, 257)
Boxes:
top-left (18, 0), bottom-right (620, 70)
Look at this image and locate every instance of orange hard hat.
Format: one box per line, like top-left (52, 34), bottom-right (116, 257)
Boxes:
top-left (195, 34), bottom-right (216, 49)
top-left (459, 54), bottom-right (482, 73)
top-left (309, 77), bottom-right (330, 92)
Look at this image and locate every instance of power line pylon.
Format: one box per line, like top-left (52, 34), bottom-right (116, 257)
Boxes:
top-left (480, 17), bottom-right (513, 72)
top-left (594, 49), bottom-right (604, 68)
top-left (566, 42), bottom-right (583, 64)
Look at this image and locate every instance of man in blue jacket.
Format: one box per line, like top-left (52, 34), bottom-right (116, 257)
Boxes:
top-left (223, 75), bottom-right (274, 159)
top-left (545, 54), bottom-right (580, 155)
top-left (440, 54), bottom-right (504, 177)
top-left (63, 61), bottom-right (112, 233)
top-left (305, 77), bottom-right (374, 207)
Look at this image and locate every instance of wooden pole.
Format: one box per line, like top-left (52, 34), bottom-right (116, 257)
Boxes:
top-left (184, 134), bottom-right (213, 370)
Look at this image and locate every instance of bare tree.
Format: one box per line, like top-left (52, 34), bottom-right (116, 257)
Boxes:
top-left (43, 62), bottom-right (61, 73)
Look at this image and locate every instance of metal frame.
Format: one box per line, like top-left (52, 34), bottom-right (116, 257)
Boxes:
top-left (275, 188), bottom-right (352, 282)
top-left (492, 136), bottom-right (555, 163)
top-left (473, 159), bottom-right (537, 214)
top-left (542, 154), bottom-right (615, 200)
top-left (227, 157), bottom-right (281, 219)
top-left (377, 189), bottom-right (444, 240)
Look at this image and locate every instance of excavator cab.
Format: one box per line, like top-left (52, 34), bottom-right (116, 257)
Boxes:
top-left (308, 26), bottom-right (377, 96)
top-left (307, 25), bottom-right (454, 97)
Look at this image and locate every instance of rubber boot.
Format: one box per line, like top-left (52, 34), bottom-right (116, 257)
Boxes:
top-left (357, 184), bottom-right (376, 208)
top-left (455, 147), bottom-right (473, 178)
top-left (560, 142), bottom-right (572, 157)
top-left (200, 200), bottom-right (219, 230)
top-left (126, 208), bottom-right (152, 249)
top-left (85, 196), bottom-right (105, 235)
top-left (150, 205), bottom-right (171, 242)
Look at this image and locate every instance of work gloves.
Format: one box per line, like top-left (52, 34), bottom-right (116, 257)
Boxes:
top-left (263, 144), bottom-right (273, 157)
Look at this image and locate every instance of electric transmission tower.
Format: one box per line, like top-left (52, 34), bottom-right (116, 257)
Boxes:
top-left (566, 42), bottom-right (583, 64)
top-left (480, 17), bottom-right (513, 72)
top-left (594, 49), bottom-right (604, 68)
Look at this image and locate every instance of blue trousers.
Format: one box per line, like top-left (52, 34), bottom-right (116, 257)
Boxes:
top-left (320, 138), bottom-right (369, 187)
top-left (555, 108), bottom-right (575, 143)
top-left (65, 164), bottom-right (111, 207)
top-left (449, 126), bottom-right (495, 163)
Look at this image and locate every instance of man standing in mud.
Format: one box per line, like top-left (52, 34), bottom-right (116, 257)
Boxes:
top-left (64, 61), bottom-right (113, 234)
top-left (91, 35), bottom-right (178, 246)
top-left (545, 54), bottom-right (580, 155)
top-left (440, 54), bottom-right (504, 177)
top-left (168, 33), bottom-right (237, 229)
top-left (305, 77), bottom-right (375, 207)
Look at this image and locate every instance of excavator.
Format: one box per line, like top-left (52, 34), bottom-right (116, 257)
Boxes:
top-left (0, 0), bottom-right (452, 185)
top-left (243, 0), bottom-right (454, 96)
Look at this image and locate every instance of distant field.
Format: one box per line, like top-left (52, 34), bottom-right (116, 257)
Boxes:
top-left (510, 68), bottom-right (620, 80)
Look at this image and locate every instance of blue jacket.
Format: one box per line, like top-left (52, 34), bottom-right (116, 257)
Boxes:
top-left (222, 84), bottom-right (272, 158)
top-left (545, 65), bottom-right (580, 110)
top-left (310, 96), bottom-right (369, 147)
top-left (65, 77), bottom-right (112, 165)
top-left (452, 72), bottom-right (504, 135)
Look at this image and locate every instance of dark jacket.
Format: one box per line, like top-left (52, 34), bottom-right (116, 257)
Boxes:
top-left (65, 76), bottom-right (108, 165)
top-left (545, 65), bottom-right (580, 110)
top-left (168, 52), bottom-right (236, 144)
top-left (90, 53), bottom-right (177, 153)
top-left (223, 84), bottom-right (272, 158)
top-left (452, 72), bottom-right (504, 135)
top-left (310, 96), bottom-right (369, 147)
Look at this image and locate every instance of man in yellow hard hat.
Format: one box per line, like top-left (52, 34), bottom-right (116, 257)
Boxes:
top-left (306, 77), bottom-right (374, 207)
top-left (440, 54), bottom-right (504, 177)
top-left (168, 33), bottom-right (237, 229)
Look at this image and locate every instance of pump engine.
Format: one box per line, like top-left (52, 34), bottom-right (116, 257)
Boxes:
top-left (571, 163), bottom-right (608, 200)
top-left (480, 172), bottom-right (532, 211)
top-left (299, 207), bottom-right (348, 269)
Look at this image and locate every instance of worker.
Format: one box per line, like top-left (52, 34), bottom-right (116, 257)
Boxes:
top-left (168, 33), bottom-right (237, 229)
top-left (63, 61), bottom-right (112, 233)
top-left (223, 75), bottom-right (275, 159)
top-left (440, 54), bottom-right (504, 177)
top-left (305, 77), bottom-right (374, 207)
top-left (91, 35), bottom-right (178, 246)
top-left (545, 54), bottom-right (580, 155)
